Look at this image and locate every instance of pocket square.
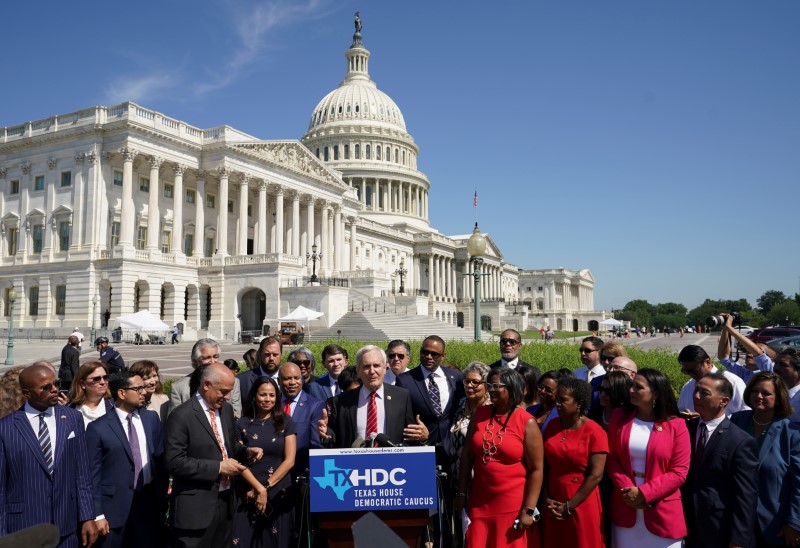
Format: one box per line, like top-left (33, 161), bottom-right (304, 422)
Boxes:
top-left (67, 431), bottom-right (76, 439)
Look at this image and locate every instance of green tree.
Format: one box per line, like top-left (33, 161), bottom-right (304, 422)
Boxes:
top-left (620, 299), bottom-right (655, 327)
top-left (757, 290), bottom-right (787, 316)
top-left (766, 301), bottom-right (800, 327)
top-left (686, 298), bottom-right (754, 329)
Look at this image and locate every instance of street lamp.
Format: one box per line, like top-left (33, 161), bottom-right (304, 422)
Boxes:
top-left (394, 259), bottom-right (407, 295)
top-left (4, 287), bottom-right (16, 365)
top-left (90, 293), bottom-right (98, 344)
top-left (306, 243), bottom-right (321, 284)
top-left (466, 222), bottom-right (487, 342)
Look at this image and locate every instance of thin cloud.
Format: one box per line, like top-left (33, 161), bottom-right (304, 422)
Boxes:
top-left (105, 72), bottom-right (174, 104)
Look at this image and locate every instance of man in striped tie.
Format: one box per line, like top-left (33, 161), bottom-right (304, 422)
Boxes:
top-left (0, 363), bottom-right (97, 547)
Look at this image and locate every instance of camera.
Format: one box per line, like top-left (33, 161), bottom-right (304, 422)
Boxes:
top-left (706, 312), bottom-right (741, 329)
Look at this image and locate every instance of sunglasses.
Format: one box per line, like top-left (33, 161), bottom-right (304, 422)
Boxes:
top-left (387, 353), bottom-right (406, 360)
top-left (37, 379), bottom-right (62, 392)
top-left (292, 360), bottom-right (312, 367)
top-left (681, 367), bottom-right (702, 376)
top-left (463, 378), bottom-right (484, 386)
top-left (500, 338), bottom-right (520, 345)
top-left (420, 349), bottom-right (441, 359)
top-left (579, 348), bottom-right (597, 354)
top-left (486, 382), bottom-right (508, 390)
top-left (122, 386), bottom-right (148, 394)
top-left (597, 386), bottom-right (611, 394)
top-left (87, 374), bottom-right (110, 384)
top-left (538, 385), bottom-right (555, 394)
top-left (600, 354), bottom-right (616, 362)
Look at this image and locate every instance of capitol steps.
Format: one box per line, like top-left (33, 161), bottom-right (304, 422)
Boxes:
top-left (305, 311), bottom-right (494, 343)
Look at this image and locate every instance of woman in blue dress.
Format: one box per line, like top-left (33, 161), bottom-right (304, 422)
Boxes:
top-left (233, 377), bottom-right (297, 548)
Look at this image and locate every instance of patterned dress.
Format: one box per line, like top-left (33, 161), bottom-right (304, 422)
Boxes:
top-left (232, 415), bottom-right (297, 548)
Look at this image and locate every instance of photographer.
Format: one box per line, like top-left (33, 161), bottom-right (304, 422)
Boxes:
top-left (716, 313), bottom-right (776, 383)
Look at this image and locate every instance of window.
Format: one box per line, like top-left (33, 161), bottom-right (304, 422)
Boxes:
top-left (113, 170), bottom-right (123, 186)
top-left (227, 201), bottom-right (234, 213)
top-left (58, 222), bottom-right (70, 251)
top-left (376, 145), bottom-right (381, 160)
top-left (7, 228), bottom-right (18, 256)
top-left (186, 189), bottom-right (196, 204)
top-left (344, 144), bottom-right (350, 159)
top-left (161, 231), bottom-right (171, 253)
top-left (206, 194), bottom-right (215, 208)
top-left (204, 237), bottom-right (214, 257)
top-left (355, 144), bottom-right (360, 159)
top-left (247, 205), bottom-right (253, 218)
top-left (139, 177), bottom-right (149, 192)
top-left (32, 225), bottom-right (44, 254)
top-left (184, 234), bottom-right (194, 256)
top-left (60, 171), bottom-right (72, 187)
top-left (110, 222), bottom-right (120, 247)
top-left (55, 285), bottom-right (66, 315)
top-left (365, 144), bottom-right (371, 159)
top-left (315, 148), bottom-right (320, 158)
top-left (29, 286), bottom-right (39, 316)
top-left (333, 145), bottom-right (339, 160)
top-left (324, 147), bottom-right (329, 161)
top-left (538, 286), bottom-right (543, 291)
top-left (163, 183), bottom-right (174, 198)
top-left (136, 226), bottom-right (147, 250)
top-left (10, 180), bottom-right (19, 194)
top-left (34, 175), bottom-right (45, 191)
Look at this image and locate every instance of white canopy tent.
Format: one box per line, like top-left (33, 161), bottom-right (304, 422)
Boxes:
top-left (278, 306), bottom-right (325, 339)
top-left (114, 310), bottom-right (170, 331)
top-left (599, 318), bottom-right (624, 327)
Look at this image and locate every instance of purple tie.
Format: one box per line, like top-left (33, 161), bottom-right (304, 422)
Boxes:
top-left (127, 413), bottom-right (144, 490)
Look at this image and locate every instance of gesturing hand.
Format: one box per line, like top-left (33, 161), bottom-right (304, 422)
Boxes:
top-left (403, 415), bottom-right (429, 442)
top-left (220, 458), bottom-right (246, 477)
top-left (317, 408), bottom-right (331, 440)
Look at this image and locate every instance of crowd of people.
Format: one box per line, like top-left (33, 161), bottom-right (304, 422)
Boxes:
top-left (1, 319), bottom-right (799, 548)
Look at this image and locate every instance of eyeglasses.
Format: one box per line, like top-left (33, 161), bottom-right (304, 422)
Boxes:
top-left (538, 384), bottom-right (555, 394)
top-left (607, 365), bottom-right (635, 375)
top-left (600, 354), bottom-right (616, 362)
top-left (122, 386), bottom-right (148, 394)
top-left (292, 360), bottom-right (312, 367)
top-left (387, 353), bottom-right (406, 360)
top-left (420, 349), bottom-right (441, 359)
top-left (485, 382), bottom-right (508, 390)
top-left (463, 378), bottom-right (484, 386)
top-left (681, 366), bottom-right (702, 376)
top-left (87, 374), bottom-right (110, 384)
top-left (38, 379), bottom-right (61, 392)
top-left (579, 347), bottom-right (597, 354)
top-left (500, 338), bottom-right (520, 345)
top-left (597, 386), bottom-right (611, 394)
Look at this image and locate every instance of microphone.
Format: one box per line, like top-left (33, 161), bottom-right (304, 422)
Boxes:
top-left (374, 433), bottom-right (399, 447)
top-left (368, 432), bottom-right (378, 448)
top-left (351, 436), bottom-right (365, 448)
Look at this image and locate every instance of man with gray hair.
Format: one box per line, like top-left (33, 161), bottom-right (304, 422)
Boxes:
top-left (168, 338), bottom-right (242, 417)
top-left (318, 345), bottom-right (427, 448)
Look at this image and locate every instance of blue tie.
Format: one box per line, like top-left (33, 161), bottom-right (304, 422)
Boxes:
top-left (37, 413), bottom-right (53, 474)
top-left (428, 374), bottom-right (442, 416)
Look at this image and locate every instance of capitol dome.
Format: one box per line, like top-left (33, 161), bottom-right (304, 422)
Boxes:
top-left (301, 22), bottom-right (431, 232)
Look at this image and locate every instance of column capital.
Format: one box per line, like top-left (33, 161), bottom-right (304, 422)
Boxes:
top-left (149, 156), bottom-right (164, 170)
top-left (304, 194), bottom-right (316, 206)
top-left (273, 184), bottom-right (284, 196)
top-left (347, 215), bottom-right (358, 225)
top-left (103, 151), bottom-right (114, 163)
top-left (196, 169), bottom-right (206, 182)
top-left (173, 164), bottom-right (188, 176)
top-left (119, 147), bottom-right (138, 162)
top-left (289, 189), bottom-right (300, 201)
top-left (238, 173), bottom-right (251, 187)
top-left (320, 200), bottom-right (331, 211)
top-left (48, 158), bottom-right (58, 170)
top-left (85, 151), bottom-right (98, 165)
top-left (21, 162), bottom-right (31, 175)
top-left (332, 204), bottom-right (342, 215)
top-left (74, 153), bottom-right (85, 165)
top-left (257, 179), bottom-right (268, 191)
top-left (217, 166), bottom-right (231, 179)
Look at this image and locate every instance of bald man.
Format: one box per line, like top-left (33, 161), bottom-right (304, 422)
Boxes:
top-left (0, 364), bottom-right (97, 547)
top-left (165, 364), bottom-right (255, 548)
top-left (608, 357), bottom-right (638, 380)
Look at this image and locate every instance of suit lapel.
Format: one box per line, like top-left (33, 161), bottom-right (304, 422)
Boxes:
top-left (760, 420), bottom-right (782, 460)
top-left (108, 410), bottom-right (134, 463)
top-left (191, 398), bottom-right (219, 449)
top-left (14, 409), bottom-right (50, 475)
top-left (618, 412), bottom-right (635, 477)
top-left (53, 405), bottom-right (70, 466)
top-left (414, 368), bottom-right (437, 416)
top-left (294, 391), bottom-right (308, 420)
top-left (700, 418), bottom-right (730, 466)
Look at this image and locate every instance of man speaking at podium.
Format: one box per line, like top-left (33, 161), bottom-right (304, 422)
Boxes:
top-left (317, 345), bottom-right (428, 448)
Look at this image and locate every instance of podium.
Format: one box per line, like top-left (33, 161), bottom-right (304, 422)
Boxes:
top-left (309, 447), bottom-right (437, 548)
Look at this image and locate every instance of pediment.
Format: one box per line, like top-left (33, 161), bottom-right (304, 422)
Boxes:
top-left (231, 141), bottom-right (347, 190)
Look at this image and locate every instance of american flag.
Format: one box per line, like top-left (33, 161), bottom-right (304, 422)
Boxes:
top-left (473, 190), bottom-right (478, 208)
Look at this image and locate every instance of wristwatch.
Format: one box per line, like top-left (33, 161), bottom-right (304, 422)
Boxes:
top-left (524, 507), bottom-right (540, 521)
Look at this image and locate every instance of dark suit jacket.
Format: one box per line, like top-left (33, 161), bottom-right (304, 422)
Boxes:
top-left (325, 384), bottom-right (414, 448)
top-left (301, 374), bottom-right (320, 394)
top-left (85, 407), bottom-right (166, 530)
top-left (683, 416), bottom-right (758, 548)
top-left (286, 391), bottom-right (324, 479)
top-left (307, 373), bottom-right (338, 402)
top-left (0, 405), bottom-right (94, 537)
top-left (59, 344), bottom-right (80, 390)
top-left (164, 397), bottom-right (247, 530)
top-left (395, 366), bottom-right (464, 455)
top-left (731, 412), bottom-right (800, 545)
top-left (488, 358), bottom-right (541, 381)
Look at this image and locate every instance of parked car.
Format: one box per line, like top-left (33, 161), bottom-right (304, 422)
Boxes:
top-left (737, 325), bottom-right (756, 336)
top-left (750, 327), bottom-right (800, 344)
top-left (766, 335), bottom-right (800, 350)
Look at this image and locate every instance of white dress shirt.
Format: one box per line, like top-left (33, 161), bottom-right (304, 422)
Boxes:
top-left (24, 402), bottom-right (56, 458)
top-left (501, 358), bottom-right (520, 369)
top-left (574, 364), bottom-right (605, 383)
top-left (422, 366), bottom-right (451, 411)
top-left (356, 385), bottom-right (386, 440)
top-left (195, 393), bottom-right (229, 491)
top-left (114, 407), bottom-right (152, 484)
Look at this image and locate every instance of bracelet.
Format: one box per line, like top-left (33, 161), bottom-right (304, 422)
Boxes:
top-left (564, 501), bottom-right (573, 515)
top-left (454, 492), bottom-right (467, 498)
top-left (266, 483), bottom-right (274, 492)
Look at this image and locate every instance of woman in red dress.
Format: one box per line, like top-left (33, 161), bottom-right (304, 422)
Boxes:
top-left (455, 368), bottom-right (544, 547)
top-left (542, 377), bottom-right (608, 548)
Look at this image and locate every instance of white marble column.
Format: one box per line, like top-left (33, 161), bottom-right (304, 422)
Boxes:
top-left (349, 217), bottom-right (357, 270)
top-left (333, 207), bottom-right (342, 272)
top-left (327, 208), bottom-right (334, 269)
top-left (193, 171), bottom-right (205, 257)
top-left (216, 168), bottom-right (230, 256)
top-left (427, 255), bottom-right (434, 294)
top-left (119, 147), bottom-right (137, 247)
top-left (256, 181), bottom-right (267, 254)
top-left (146, 157), bottom-right (162, 250)
top-left (172, 165), bottom-right (185, 256)
top-left (320, 204), bottom-right (329, 272)
top-left (274, 186), bottom-right (284, 254)
top-left (360, 179), bottom-right (366, 209)
top-left (291, 191), bottom-right (300, 256)
top-left (305, 196), bottom-right (315, 259)
top-left (237, 174), bottom-right (249, 256)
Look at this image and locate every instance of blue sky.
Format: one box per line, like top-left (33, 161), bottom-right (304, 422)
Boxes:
top-left (2, 1), bottom-right (798, 311)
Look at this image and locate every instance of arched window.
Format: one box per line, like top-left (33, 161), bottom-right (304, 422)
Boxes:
top-left (346, 104), bottom-right (351, 113)
top-left (338, 105), bottom-right (342, 114)
top-left (355, 105), bottom-right (360, 113)
top-left (355, 144), bottom-right (361, 159)
top-left (395, 148), bottom-right (399, 163)
top-left (315, 148), bottom-right (320, 158)
top-left (366, 144), bottom-right (371, 159)
top-left (324, 147), bottom-right (329, 161)
top-left (333, 146), bottom-right (339, 160)
top-left (376, 145), bottom-right (381, 160)
top-left (402, 150), bottom-right (405, 165)
top-left (344, 144), bottom-right (350, 159)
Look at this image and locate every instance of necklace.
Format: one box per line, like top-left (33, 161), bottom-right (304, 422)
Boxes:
top-left (482, 407), bottom-right (515, 464)
top-left (752, 415), bottom-right (772, 426)
top-left (601, 408), bottom-right (611, 427)
top-left (559, 416), bottom-right (583, 442)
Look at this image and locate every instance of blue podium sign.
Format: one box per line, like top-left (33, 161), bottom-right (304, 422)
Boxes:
top-left (309, 446), bottom-right (437, 512)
